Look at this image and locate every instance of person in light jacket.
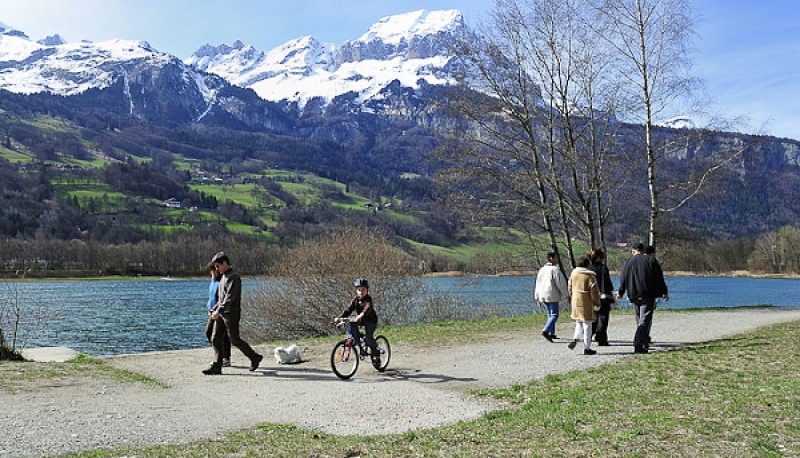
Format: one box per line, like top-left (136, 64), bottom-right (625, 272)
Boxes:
top-left (567, 256), bottom-right (601, 355)
top-left (534, 252), bottom-right (569, 342)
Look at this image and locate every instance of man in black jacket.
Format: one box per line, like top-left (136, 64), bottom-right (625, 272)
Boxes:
top-left (616, 243), bottom-right (669, 353)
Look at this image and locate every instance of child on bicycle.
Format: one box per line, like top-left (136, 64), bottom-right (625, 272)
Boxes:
top-left (335, 278), bottom-right (380, 366)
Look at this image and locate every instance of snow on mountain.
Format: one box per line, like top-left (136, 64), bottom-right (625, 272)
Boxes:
top-left (185, 9), bottom-right (468, 108)
top-left (0, 31), bottom-right (163, 95)
top-left (356, 9), bottom-right (463, 47)
top-left (657, 116), bottom-right (698, 130)
top-left (188, 36), bottom-right (335, 89)
top-left (0, 22), bottom-right (28, 39)
top-left (0, 10), bottom-right (469, 112)
top-left (0, 28), bottom-right (243, 125)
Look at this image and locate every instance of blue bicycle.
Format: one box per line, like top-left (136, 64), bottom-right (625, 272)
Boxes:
top-left (330, 317), bottom-right (391, 379)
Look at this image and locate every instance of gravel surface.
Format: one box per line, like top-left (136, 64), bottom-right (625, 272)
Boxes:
top-left (3, 307), bottom-right (800, 457)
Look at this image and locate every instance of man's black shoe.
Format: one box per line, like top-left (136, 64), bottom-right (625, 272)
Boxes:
top-left (202, 364), bottom-right (222, 375)
top-left (542, 331), bottom-right (553, 342)
top-left (249, 354), bottom-right (263, 371)
top-left (584, 348), bottom-right (597, 355)
top-left (567, 340), bottom-right (577, 350)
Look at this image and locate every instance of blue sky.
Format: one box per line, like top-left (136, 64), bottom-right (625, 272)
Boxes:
top-left (2, 0), bottom-right (798, 141)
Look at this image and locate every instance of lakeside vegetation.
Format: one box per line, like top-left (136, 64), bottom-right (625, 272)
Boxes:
top-left (2, 313), bottom-right (797, 457)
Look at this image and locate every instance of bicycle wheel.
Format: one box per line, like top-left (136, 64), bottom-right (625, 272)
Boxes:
top-left (331, 339), bottom-right (359, 380)
top-left (372, 335), bottom-right (391, 371)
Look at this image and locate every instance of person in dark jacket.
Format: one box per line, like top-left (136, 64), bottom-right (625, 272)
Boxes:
top-left (588, 249), bottom-right (615, 346)
top-left (204, 261), bottom-right (230, 367)
top-left (203, 252), bottom-right (263, 375)
top-left (617, 243), bottom-right (669, 353)
top-left (335, 278), bottom-right (380, 366)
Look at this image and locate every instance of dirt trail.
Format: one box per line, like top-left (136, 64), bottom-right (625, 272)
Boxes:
top-left (3, 307), bottom-right (800, 457)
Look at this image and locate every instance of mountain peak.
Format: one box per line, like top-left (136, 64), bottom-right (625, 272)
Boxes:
top-left (357, 9), bottom-right (464, 46)
top-left (0, 22), bottom-right (30, 40)
top-left (37, 34), bottom-right (67, 46)
top-left (184, 9), bottom-right (469, 107)
top-left (190, 41), bottom-right (248, 59)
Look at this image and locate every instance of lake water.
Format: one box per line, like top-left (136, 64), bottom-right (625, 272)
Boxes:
top-left (4, 275), bottom-right (799, 356)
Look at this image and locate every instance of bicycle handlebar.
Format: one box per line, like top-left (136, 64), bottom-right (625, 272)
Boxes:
top-left (334, 317), bottom-right (354, 327)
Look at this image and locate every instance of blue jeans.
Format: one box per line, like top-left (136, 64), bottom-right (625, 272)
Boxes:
top-left (542, 302), bottom-right (560, 335)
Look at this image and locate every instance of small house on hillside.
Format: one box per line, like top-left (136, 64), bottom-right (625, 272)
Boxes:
top-left (163, 198), bottom-right (181, 209)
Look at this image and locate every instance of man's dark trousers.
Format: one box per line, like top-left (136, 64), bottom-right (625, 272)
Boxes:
top-left (633, 297), bottom-right (656, 352)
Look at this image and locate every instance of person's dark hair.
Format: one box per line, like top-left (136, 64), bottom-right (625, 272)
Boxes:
top-left (577, 256), bottom-right (591, 268)
top-left (546, 251), bottom-right (558, 259)
top-left (645, 245), bottom-right (656, 255)
top-left (210, 251), bottom-right (230, 265)
top-left (633, 242), bottom-right (645, 252)
top-left (588, 249), bottom-right (605, 262)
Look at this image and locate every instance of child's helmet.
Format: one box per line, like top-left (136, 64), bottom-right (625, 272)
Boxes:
top-left (353, 278), bottom-right (369, 288)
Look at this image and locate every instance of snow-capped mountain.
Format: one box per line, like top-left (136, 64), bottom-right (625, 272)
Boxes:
top-left (0, 10), bottom-right (473, 129)
top-left (185, 9), bottom-right (470, 108)
top-left (0, 32), bottom-right (170, 96)
top-left (0, 24), bottom-right (295, 130)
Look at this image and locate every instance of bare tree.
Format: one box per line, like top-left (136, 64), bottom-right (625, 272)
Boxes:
top-left (0, 274), bottom-right (48, 360)
top-left (437, 0), bottom-right (628, 267)
top-left (589, 0), bottom-right (704, 247)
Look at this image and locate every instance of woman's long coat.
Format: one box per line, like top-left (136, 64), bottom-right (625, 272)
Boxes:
top-left (569, 267), bottom-right (601, 322)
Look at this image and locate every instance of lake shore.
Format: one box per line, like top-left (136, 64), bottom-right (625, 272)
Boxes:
top-left (425, 269), bottom-right (800, 279)
top-left (3, 307), bottom-right (800, 457)
top-left (6, 268), bottom-right (800, 281)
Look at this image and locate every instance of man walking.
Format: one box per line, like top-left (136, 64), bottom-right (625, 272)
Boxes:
top-left (203, 252), bottom-right (263, 375)
top-left (535, 252), bottom-right (569, 342)
top-left (616, 243), bottom-right (669, 353)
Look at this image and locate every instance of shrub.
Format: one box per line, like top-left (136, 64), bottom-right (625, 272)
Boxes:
top-left (243, 227), bottom-right (485, 342)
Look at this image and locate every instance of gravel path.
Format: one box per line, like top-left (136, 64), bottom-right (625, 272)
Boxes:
top-left (3, 307), bottom-right (800, 457)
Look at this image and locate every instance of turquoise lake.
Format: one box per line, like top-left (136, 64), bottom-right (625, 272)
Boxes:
top-left (5, 275), bottom-right (799, 356)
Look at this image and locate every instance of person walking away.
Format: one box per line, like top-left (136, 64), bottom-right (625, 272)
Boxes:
top-left (335, 278), bottom-right (380, 367)
top-left (588, 249), bottom-right (615, 346)
top-left (204, 261), bottom-right (231, 367)
top-left (535, 252), bottom-right (569, 342)
top-left (616, 243), bottom-right (669, 353)
top-left (567, 256), bottom-right (601, 355)
top-left (203, 252), bottom-right (263, 375)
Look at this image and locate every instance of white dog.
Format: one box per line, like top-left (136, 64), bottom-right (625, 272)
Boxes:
top-left (273, 344), bottom-right (302, 364)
